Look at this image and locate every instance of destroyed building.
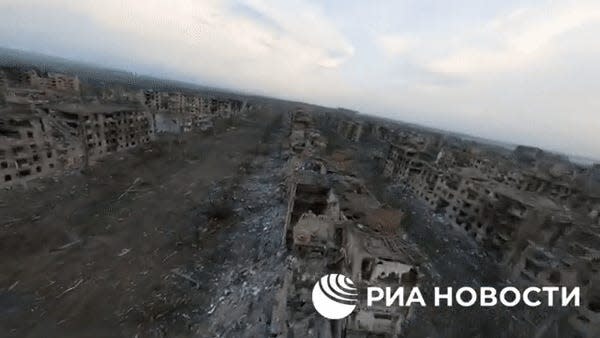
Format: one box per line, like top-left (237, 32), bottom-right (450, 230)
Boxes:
top-left (19, 69), bottom-right (80, 93)
top-left (326, 111), bottom-right (600, 336)
top-left (140, 90), bottom-right (245, 133)
top-left (337, 119), bottom-right (363, 143)
top-left (0, 104), bottom-right (155, 187)
top-left (43, 104), bottom-right (156, 164)
top-left (0, 67), bottom-right (81, 105)
top-left (0, 107), bottom-right (57, 185)
top-left (272, 109), bottom-right (420, 337)
top-left (2, 60), bottom-right (599, 337)
top-left (0, 67), bottom-right (250, 188)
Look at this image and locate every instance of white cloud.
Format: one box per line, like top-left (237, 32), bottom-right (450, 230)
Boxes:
top-left (0, 0), bottom-right (599, 159)
top-left (428, 1), bottom-right (600, 74)
top-left (0, 0), bottom-right (356, 101)
top-left (377, 34), bottom-right (412, 57)
top-left (238, 0), bottom-right (355, 67)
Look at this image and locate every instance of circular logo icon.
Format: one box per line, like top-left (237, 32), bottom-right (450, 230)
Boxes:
top-left (312, 274), bottom-right (358, 319)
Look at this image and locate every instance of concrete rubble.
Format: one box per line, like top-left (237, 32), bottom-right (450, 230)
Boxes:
top-left (271, 109), bottom-right (422, 337)
top-left (1, 64), bottom-right (599, 337)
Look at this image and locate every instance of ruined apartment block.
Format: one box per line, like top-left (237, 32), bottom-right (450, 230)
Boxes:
top-left (45, 104), bottom-right (155, 163)
top-left (1, 68), bottom-right (249, 187)
top-left (337, 119), bottom-right (363, 142)
top-left (0, 67), bottom-right (81, 106)
top-left (0, 107), bottom-right (58, 186)
top-left (272, 109), bottom-right (419, 337)
top-left (19, 69), bottom-right (80, 93)
top-left (330, 113), bottom-right (600, 335)
top-left (140, 90), bottom-right (245, 133)
top-left (0, 104), bottom-right (155, 188)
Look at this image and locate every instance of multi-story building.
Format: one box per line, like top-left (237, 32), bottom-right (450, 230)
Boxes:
top-left (0, 104), bottom-right (155, 188)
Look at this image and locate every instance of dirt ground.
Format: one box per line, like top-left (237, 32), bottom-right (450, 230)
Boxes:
top-left (0, 108), bottom-right (289, 337)
top-left (1, 108), bottom-right (578, 338)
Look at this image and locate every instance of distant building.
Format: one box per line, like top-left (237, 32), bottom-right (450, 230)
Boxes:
top-left (18, 69), bottom-right (80, 93)
top-left (47, 72), bottom-right (80, 92)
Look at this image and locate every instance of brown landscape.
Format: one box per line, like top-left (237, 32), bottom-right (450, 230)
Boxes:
top-left (0, 58), bottom-right (599, 338)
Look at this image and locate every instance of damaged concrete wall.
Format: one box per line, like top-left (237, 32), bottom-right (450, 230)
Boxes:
top-left (272, 108), bottom-right (420, 337)
top-left (0, 67), bottom-right (250, 188)
top-left (0, 104), bottom-right (156, 188)
top-left (331, 113), bottom-right (600, 336)
top-left (0, 108), bottom-right (57, 185)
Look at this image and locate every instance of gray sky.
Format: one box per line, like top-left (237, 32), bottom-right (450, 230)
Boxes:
top-left (1, 0), bottom-right (599, 159)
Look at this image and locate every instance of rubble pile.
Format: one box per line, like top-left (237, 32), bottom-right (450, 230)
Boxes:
top-left (326, 114), bottom-right (600, 336)
top-left (271, 109), bottom-right (421, 337)
top-left (2, 63), bottom-right (600, 337)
